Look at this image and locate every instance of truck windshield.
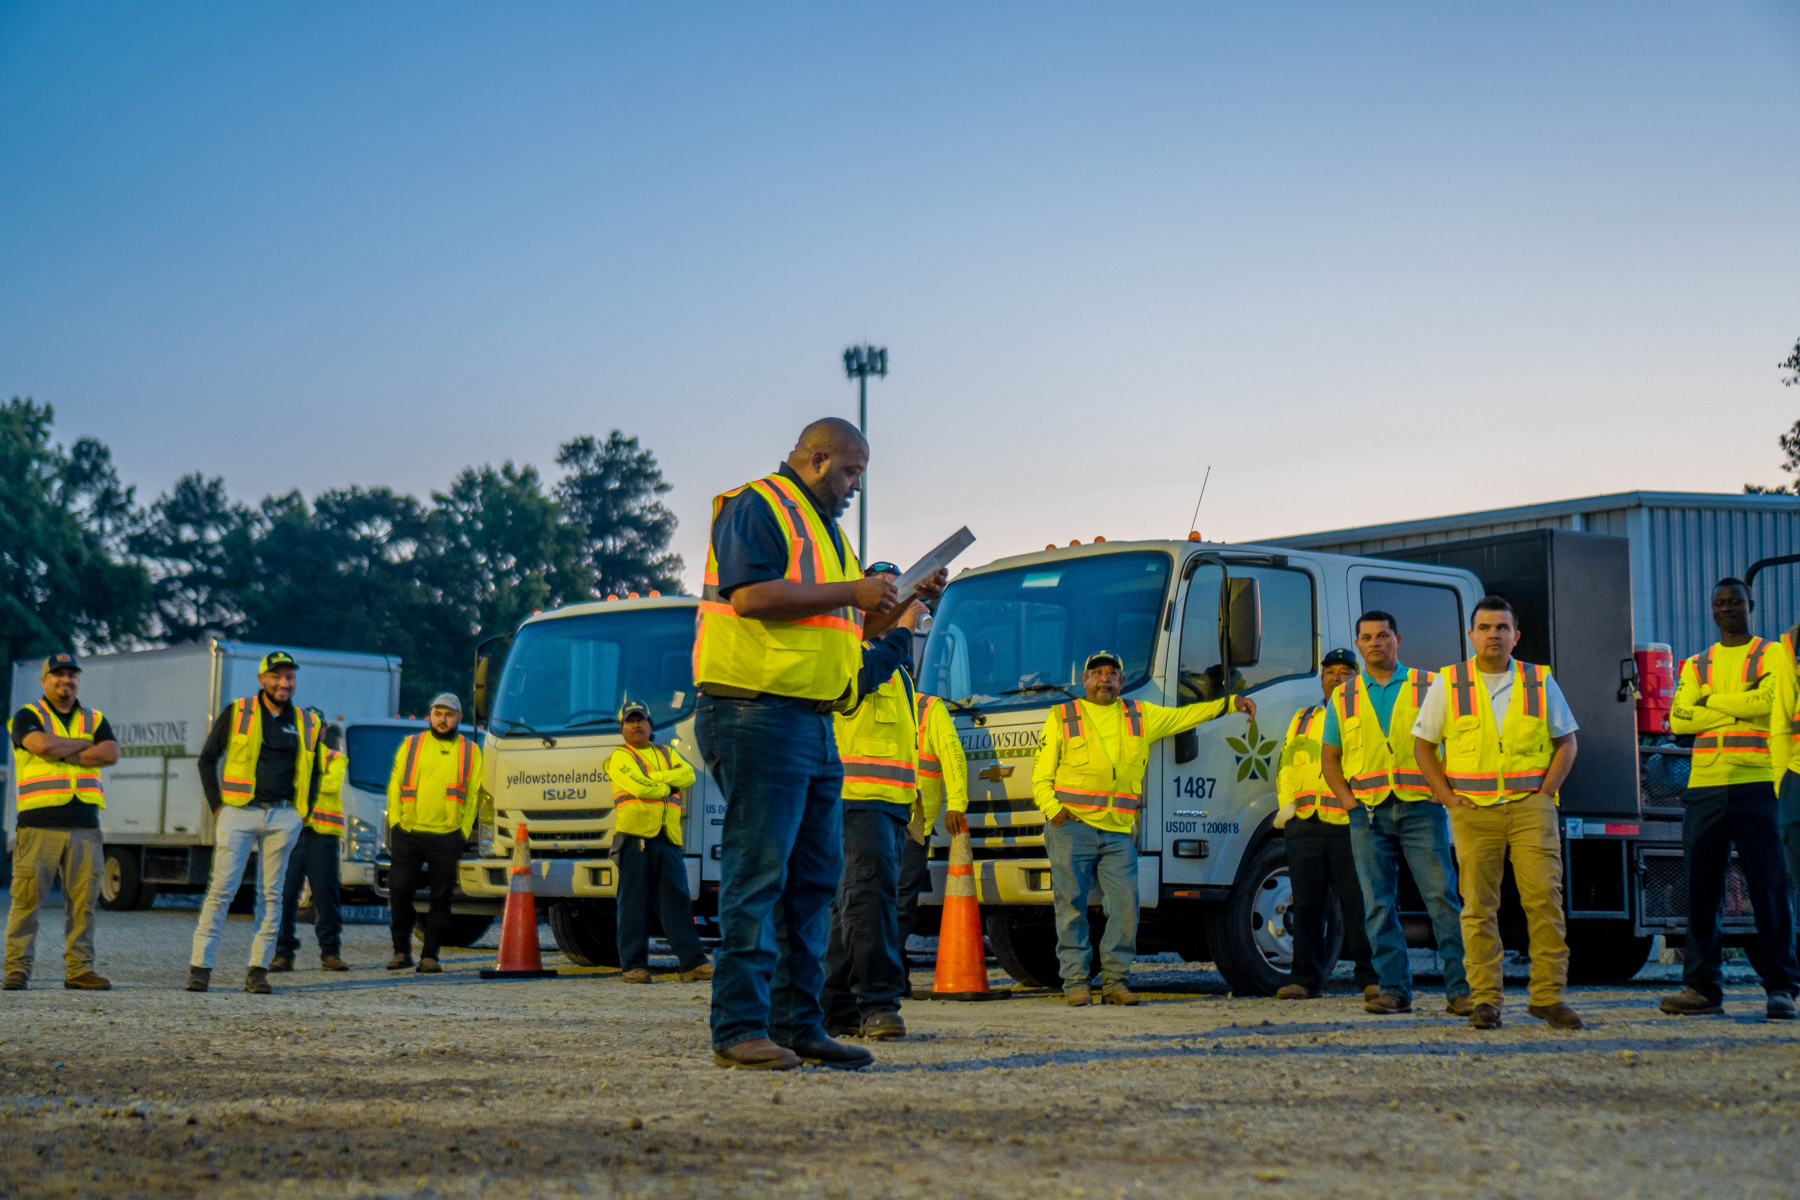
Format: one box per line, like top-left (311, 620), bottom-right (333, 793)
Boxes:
top-left (344, 723), bottom-right (476, 794)
top-left (490, 606), bottom-right (698, 736)
top-left (918, 551), bottom-right (1172, 713)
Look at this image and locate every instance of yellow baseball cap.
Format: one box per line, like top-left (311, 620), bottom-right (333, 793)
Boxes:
top-left (259, 651), bottom-right (298, 673)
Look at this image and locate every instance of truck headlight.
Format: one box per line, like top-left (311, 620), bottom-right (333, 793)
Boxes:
top-left (346, 816), bottom-right (382, 863)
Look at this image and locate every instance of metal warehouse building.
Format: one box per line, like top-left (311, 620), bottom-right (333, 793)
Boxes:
top-left (1263, 491), bottom-right (1800, 661)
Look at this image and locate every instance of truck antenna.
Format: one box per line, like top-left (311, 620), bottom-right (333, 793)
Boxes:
top-left (1188, 466), bottom-right (1213, 540)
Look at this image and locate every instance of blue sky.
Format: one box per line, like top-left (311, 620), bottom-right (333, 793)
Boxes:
top-left (4, 2), bottom-right (1798, 589)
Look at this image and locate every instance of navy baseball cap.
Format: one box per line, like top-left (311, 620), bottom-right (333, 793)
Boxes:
top-left (1322, 647), bottom-right (1359, 669)
top-left (259, 650), bottom-right (298, 674)
top-left (1084, 651), bottom-right (1124, 672)
top-left (619, 701), bottom-right (651, 722)
top-left (41, 652), bottom-right (80, 675)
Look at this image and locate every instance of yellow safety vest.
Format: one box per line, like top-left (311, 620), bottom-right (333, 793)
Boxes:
top-left (1681, 638), bottom-right (1775, 784)
top-left (1440, 659), bottom-right (1557, 806)
top-left (390, 732), bottom-right (478, 834)
top-left (693, 472), bottom-right (863, 704)
top-left (219, 697), bottom-right (320, 810)
top-left (12, 702), bottom-right (107, 812)
top-left (305, 747), bottom-right (348, 835)
top-left (1050, 699), bottom-right (1149, 821)
top-left (835, 668), bottom-right (919, 808)
top-left (1278, 705), bottom-right (1349, 824)
top-left (608, 743), bottom-right (689, 844)
top-left (1333, 668), bottom-right (1436, 805)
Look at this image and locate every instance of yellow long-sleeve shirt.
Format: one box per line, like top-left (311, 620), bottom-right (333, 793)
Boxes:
top-left (915, 694), bottom-right (969, 831)
top-left (607, 742), bottom-right (697, 842)
top-left (386, 732), bottom-right (482, 837)
top-left (1032, 697), bottom-right (1227, 833)
top-left (1671, 639), bottom-right (1789, 788)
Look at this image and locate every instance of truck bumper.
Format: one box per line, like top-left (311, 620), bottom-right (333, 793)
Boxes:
top-left (460, 857), bottom-right (619, 899)
top-left (918, 858), bottom-right (1057, 906)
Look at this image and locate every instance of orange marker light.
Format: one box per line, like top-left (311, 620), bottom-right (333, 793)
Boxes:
top-left (1188, 531), bottom-right (1201, 542)
top-left (1094, 536), bottom-right (1106, 543)
top-left (1069, 539), bottom-right (1081, 546)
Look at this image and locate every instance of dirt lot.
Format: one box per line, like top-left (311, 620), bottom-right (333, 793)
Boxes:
top-left (3, 900), bottom-right (1798, 1200)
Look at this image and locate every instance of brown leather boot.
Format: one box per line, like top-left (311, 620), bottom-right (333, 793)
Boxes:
top-left (1527, 1001), bottom-right (1582, 1030)
top-left (386, 953), bottom-right (414, 971)
top-left (1445, 994), bottom-right (1476, 1016)
top-left (1276, 984), bottom-right (1318, 999)
top-left (4, 970), bottom-right (28, 991)
top-left (415, 958), bottom-right (442, 974)
top-left (620, 968), bottom-right (653, 984)
top-left (1365, 992), bottom-right (1411, 1014)
top-left (320, 955), bottom-right (349, 971)
top-left (712, 1038), bottom-right (801, 1070)
top-left (1101, 985), bottom-right (1140, 1006)
top-left (245, 967), bottom-right (273, 995)
top-left (678, 962), bottom-right (714, 982)
top-left (185, 967), bottom-right (211, 993)
top-left (1065, 987), bottom-right (1092, 1006)
top-left (1469, 1004), bottom-right (1502, 1030)
top-left (64, 971), bottom-right (111, 990)
top-left (268, 956), bottom-right (294, 973)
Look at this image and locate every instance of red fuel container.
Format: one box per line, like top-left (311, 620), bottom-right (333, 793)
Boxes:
top-left (1634, 643), bottom-right (1674, 734)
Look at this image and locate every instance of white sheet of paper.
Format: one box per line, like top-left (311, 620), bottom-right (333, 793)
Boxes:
top-left (894, 527), bottom-right (976, 595)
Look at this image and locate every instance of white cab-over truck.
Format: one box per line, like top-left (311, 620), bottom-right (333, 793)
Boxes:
top-left (5, 641), bottom-right (401, 911)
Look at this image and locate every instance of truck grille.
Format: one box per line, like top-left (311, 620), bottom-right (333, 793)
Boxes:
top-left (1640, 849), bottom-right (1757, 927)
top-left (966, 797), bottom-right (1039, 815)
top-left (512, 808), bottom-right (612, 822)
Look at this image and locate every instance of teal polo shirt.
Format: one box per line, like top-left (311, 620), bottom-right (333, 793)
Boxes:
top-left (1321, 665), bottom-right (1411, 746)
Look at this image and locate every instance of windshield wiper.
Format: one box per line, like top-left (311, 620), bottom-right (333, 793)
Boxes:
top-left (492, 718), bottom-right (558, 748)
top-left (562, 717), bottom-right (617, 730)
top-left (941, 697), bottom-right (986, 725)
top-left (1000, 683), bottom-right (1080, 702)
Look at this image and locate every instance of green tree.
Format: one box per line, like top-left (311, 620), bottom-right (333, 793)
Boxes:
top-left (555, 431), bottom-right (684, 596)
top-left (1744, 336), bottom-right (1800, 495)
top-left (129, 473), bottom-right (259, 641)
top-left (0, 397), bottom-right (150, 711)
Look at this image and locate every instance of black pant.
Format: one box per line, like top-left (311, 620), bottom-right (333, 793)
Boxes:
top-left (822, 808), bottom-right (908, 1027)
top-left (1683, 783), bottom-right (1800, 1001)
top-left (388, 828), bottom-right (464, 959)
top-left (896, 835), bottom-right (931, 962)
top-left (276, 828), bottom-right (342, 959)
top-left (1285, 817), bottom-right (1378, 991)
top-left (615, 831), bottom-right (708, 972)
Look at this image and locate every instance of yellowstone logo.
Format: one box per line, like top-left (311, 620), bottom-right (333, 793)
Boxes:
top-left (1226, 719), bottom-right (1278, 783)
top-left (961, 728), bottom-right (1039, 762)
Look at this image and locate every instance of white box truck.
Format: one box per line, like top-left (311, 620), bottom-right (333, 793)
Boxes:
top-left (5, 641), bottom-right (401, 911)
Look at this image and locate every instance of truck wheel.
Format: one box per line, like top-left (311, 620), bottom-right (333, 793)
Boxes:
top-left (99, 846), bottom-right (156, 911)
top-left (441, 915), bottom-right (496, 948)
top-left (547, 902), bottom-right (621, 968)
top-left (1565, 922), bottom-right (1653, 983)
top-left (1205, 839), bottom-right (1341, 996)
top-left (984, 910), bottom-right (1063, 988)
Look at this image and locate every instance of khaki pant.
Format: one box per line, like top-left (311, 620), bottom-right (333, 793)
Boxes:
top-left (5, 827), bottom-right (103, 980)
top-left (1446, 792), bottom-right (1568, 1008)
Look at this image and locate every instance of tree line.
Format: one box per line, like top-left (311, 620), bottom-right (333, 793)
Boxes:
top-left (1744, 335), bottom-right (1800, 495)
top-left (1, 397), bottom-right (683, 715)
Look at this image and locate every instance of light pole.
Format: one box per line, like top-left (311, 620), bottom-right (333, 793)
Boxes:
top-left (843, 344), bottom-right (887, 564)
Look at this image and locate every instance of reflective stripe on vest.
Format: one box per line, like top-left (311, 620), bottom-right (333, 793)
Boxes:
top-left (1337, 669), bottom-right (1434, 801)
top-left (1288, 706), bottom-right (1347, 819)
top-left (13, 702), bottom-right (105, 807)
top-left (1692, 638), bottom-right (1764, 690)
top-left (1051, 699), bottom-right (1145, 812)
top-left (612, 745), bottom-right (683, 808)
top-left (1441, 660), bottom-right (1553, 801)
top-left (219, 699), bottom-right (259, 797)
top-left (398, 734), bottom-right (475, 804)
top-left (916, 695), bottom-right (943, 780)
top-left (1693, 732), bottom-right (1770, 754)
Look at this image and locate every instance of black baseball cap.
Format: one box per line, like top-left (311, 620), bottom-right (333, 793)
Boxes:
top-left (1083, 651), bottom-right (1123, 672)
top-left (1322, 647), bottom-right (1359, 669)
top-left (41, 652), bottom-right (80, 676)
top-left (259, 650), bottom-right (298, 674)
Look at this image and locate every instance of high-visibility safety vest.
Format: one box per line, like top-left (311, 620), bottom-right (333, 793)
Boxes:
top-left (915, 693), bottom-right (969, 831)
top-left (219, 697), bottom-right (321, 810)
top-left (1332, 668), bottom-right (1436, 805)
top-left (11, 702), bottom-right (107, 812)
top-left (388, 732), bottom-right (479, 836)
top-left (1049, 698), bottom-right (1148, 821)
top-left (305, 747), bottom-right (348, 835)
top-left (608, 742), bottom-right (694, 843)
top-left (693, 472), bottom-right (863, 704)
top-left (1277, 705), bottom-right (1349, 824)
top-left (1674, 638), bottom-right (1782, 788)
top-left (835, 668), bottom-right (919, 808)
top-left (1439, 659), bottom-right (1557, 806)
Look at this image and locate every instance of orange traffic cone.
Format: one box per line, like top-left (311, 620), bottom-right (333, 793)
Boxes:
top-left (480, 823), bottom-right (557, 980)
top-left (925, 830), bottom-right (1007, 1001)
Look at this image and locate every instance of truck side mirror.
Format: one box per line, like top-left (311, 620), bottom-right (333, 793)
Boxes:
top-left (1224, 577), bottom-right (1262, 669)
top-left (472, 654), bottom-right (493, 724)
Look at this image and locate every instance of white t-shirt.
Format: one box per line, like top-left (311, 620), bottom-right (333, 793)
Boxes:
top-left (1412, 665), bottom-right (1579, 744)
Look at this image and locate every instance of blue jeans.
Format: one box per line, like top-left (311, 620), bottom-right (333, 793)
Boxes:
top-left (696, 694), bottom-right (845, 1052)
top-left (1683, 783), bottom-right (1800, 1001)
top-left (821, 807), bottom-right (909, 1026)
top-left (1043, 818), bottom-right (1137, 993)
top-left (1347, 797), bottom-right (1468, 1003)
top-left (276, 827), bottom-right (343, 960)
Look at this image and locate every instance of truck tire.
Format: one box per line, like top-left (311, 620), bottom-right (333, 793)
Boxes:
top-left (441, 915), bottom-right (496, 948)
top-left (99, 846), bottom-right (157, 911)
top-left (1205, 839), bottom-right (1342, 996)
top-left (1565, 922), bottom-right (1653, 983)
top-left (547, 902), bottom-right (621, 968)
top-left (984, 910), bottom-right (1063, 989)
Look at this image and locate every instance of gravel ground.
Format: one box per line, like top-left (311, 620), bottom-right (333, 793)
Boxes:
top-left (3, 896), bottom-right (1798, 1200)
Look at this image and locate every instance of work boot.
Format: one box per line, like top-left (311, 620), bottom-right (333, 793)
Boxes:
top-left (1363, 984), bottom-right (1382, 1002)
top-left (862, 1010), bottom-right (906, 1040)
top-left (185, 967), bottom-right (211, 993)
top-left (1065, 987), bottom-right (1092, 1007)
top-left (1469, 1004), bottom-right (1502, 1030)
top-left (1275, 984), bottom-right (1318, 1000)
top-left (1101, 985), bottom-right (1140, 1006)
top-left (3, 971), bottom-right (27, 991)
top-left (712, 1038), bottom-right (800, 1071)
top-left (785, 1037), bottom-right (873, 1071)
top-left (1445, 994), bottom-right (1476, 1017)
top-left (269, 956), bottom-right (294, 973)
top-left (678, 962), bottom-right (714, 982)
top-left (415, 958), bottom-right (442, 974)
top-left (386, 953), bottom-right (414, 971)
top-left (64, 971), bottom-right (111, 991)
top-left (1659, 987), bottom-right (1723, 1016)
top-left (320, 955), bottom-right (349, 972)
top-left (1527, 1002), bottom-right (1582, 1030)
top-left (1365, 992), bottom-right (1410, 1014)
top-left (620, 968), bottom-right (653, 984)
top-left (1768, 992), bottom-right (1798, 1021)
top-left (245, 967), bottom-right (273, 995)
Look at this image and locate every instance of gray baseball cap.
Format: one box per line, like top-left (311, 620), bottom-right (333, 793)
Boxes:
top-left (429, 692), bottom-right (462, 713)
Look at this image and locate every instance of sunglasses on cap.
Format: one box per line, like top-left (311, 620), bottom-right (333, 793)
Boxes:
top-left (864, 562), bottom-right (900, 577)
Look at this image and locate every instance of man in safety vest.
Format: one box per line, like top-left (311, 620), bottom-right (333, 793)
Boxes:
top-left (609, 701), bottom-right (711, 984)
top-left (1322, 611), bottom-right (1471, 1017)
top-left (1661, 578), bottom-right (1800, 1019)
top-left (694, 417), bottom-right (945, 1071)
top-left (273, 712), bottom-right (350, 973)
top-left (189, 650), bottom-right (322, 994)
top-left (1032, 650), bottom-right (1254, 1006)
top-left (1273, 648), bottom-right (1377, 1000)
top-left (386, 693), bottom-right (480, 974)
top-left (897, 671), bottom-right (970, 970)
top-left (1411, 597), bottom-right (1580, 1030)
top-left (5, 653), bottom-right (118, 992)
top-left (821, 562), bottom-right (931, 1041)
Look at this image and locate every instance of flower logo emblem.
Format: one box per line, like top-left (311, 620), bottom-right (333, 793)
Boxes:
top-left (1226, 719), bottom-right (1278, 783)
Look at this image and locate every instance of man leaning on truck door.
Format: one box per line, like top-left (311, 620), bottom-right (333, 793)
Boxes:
top-left (189, 651), bottom-right (322, 995)
top-left (5, 653), bottom-right (118, 992)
